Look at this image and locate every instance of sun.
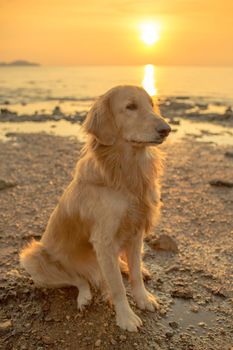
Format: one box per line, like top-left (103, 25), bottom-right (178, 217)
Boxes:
top-left (140, 22), bottom-right (160, 46)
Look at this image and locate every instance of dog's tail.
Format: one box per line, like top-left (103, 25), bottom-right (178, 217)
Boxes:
top-left (19, 240), bottom-right (72, 287)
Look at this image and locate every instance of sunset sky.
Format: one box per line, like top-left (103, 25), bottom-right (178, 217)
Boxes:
top-left (0, 0), bottom-right (233, 66)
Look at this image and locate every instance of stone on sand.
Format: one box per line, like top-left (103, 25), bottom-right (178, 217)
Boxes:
top-left (0, 320), bottom-right (12, 333)
top-left (147, 234), bottom-right (179, 253)
top-left (0, 179), bottom-right (17, 191)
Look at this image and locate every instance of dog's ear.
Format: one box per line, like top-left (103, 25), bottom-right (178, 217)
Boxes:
top-left (84, 94), bottom-right (117, 146)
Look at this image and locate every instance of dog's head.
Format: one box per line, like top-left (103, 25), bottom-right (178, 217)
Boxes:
top-left (84, 85), bottom-right (171, 146)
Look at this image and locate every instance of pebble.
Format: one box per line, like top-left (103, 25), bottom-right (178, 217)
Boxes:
top-left (44, 316), bottom-right (53, 322)
top-left (0, 179), bottom-right (17, 191)
top-left (165, 330), bottom-right (174, 338)
top-left (159, 308), bottom-right (167, 316)
top-left (225, 151), bottom-right (233, 158)
top-left (190, 305), bottom-right (199, 313)
top-left (119, 335), bottom-right (127, 341)
top-left (169, 321), bottom-right (179, 329)
top-left (42, 335), bottom-right (53, 345)
top-left (0, 320), bottom-right (12, 333)
top-left (209, 179), bottom-right (233, 188)
top-left (95, 339), bottom-right (101, 347)
top-left (171, 287), bottom-right (193, 299)
top-left (198, 322), bottom-right (206, 327)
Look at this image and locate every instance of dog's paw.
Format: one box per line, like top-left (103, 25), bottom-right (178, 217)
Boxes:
top-left (141, 266), bottom-right (151, 281)
top-left (134, 290), bottom-right (160, 312)
top-left (116, 304), bottom-right (142, 332)
top-left (77, 288), bottom-right (92, 311)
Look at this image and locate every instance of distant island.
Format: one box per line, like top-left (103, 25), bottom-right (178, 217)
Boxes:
top-left (0, 60), bottom-right (40, 67)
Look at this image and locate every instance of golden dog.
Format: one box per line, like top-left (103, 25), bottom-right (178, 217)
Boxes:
top-left (20, 85), bottom-right (171, 332)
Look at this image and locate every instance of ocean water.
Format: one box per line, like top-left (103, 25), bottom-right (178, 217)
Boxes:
top-left (0, 65), bottom-right (233, 115)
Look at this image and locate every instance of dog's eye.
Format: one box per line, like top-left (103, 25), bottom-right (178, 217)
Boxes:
top-left (126, 103), bottom-right (137, 111)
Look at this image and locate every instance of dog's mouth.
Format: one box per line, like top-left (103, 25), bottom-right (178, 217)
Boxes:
top-left (130, 137), bottom-right (166, 146)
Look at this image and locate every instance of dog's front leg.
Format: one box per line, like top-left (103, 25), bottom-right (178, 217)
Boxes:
top-left (126, 232), bottom-right (159, 311)
top-left (91, 232), bottom-right (142, 332)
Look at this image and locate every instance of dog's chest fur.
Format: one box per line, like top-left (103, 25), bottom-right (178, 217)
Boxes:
top-left (118, 168), bottom-right (161, 240)
top-left (94, 144), bottom-right (162, 238)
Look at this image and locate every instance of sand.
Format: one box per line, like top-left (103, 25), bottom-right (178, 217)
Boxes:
top-left (0, 121), bottom-right (233, 349)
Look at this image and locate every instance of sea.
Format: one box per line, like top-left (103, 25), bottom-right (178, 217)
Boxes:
top-left (0, 65), bottom-right (233, 115)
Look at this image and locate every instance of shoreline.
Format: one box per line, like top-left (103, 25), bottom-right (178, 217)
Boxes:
top-left (1, 99), bottom-right (233, 146)
top-left (1, 95), bottom-right (232, 125)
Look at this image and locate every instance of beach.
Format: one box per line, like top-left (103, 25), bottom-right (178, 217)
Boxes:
top-left (1, 0), bottom-right (233, 344)
top-left (0, 97), bottom-right (233, 349)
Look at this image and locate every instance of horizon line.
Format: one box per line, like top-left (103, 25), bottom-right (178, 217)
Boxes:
top-left (1, 63), bottom-right (233, 68)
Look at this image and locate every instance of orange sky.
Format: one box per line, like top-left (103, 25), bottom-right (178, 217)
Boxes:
top-left (0, 0), bottom-right (233, 66)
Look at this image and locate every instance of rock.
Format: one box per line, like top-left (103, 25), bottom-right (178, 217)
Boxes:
top-left (165, 330), bottom-right (174, 338)
top-left (190, 305), bottom-right (199, 313)
top-left (52, 106), bottom-right (63, 115)
top-left (171, 286), bottom-right (193, 299)
top-left (119, 335), bottom-right (127, 341)
top-left (211, 287), bottom-right (228, 298)
top-left (5, 132), bottom-right (18, 138)
top-left (225, 151), bottom-right (233, 158)
top-left (0, 320), bottom-right (12, 333)
top-left (44, 316), bottom-right (53, 322)
top-left (159, 308), bottom-right (167, 316)
top-left (169, 321), bottom-right (179, 329)
top-left (196, 102), bottom-right (208, 109)
top-left (0, 179), bottom-right (17, 191)
top-left (95, 339), bottom-right (101, 347)
top-left (220, 328), bottom-right (226, 335)
top-left (198, 322), bottom-right (206, 328)
top-left (42, 335), bottom-right (53, 345)
top-left (0, 108), bottom-right (17, 115)
top-left (148, 234), bottom-right (178, 253)
top-left (225, 106), bottom-right (233, 117)
top-left (165, 265), bottom-right (179, 273)
top-left (165, 101), bottom-right (193, 110)
top-left (209, 179), bottom-right (233, 188)
top-left (169, 119), bottom-right (180, 125)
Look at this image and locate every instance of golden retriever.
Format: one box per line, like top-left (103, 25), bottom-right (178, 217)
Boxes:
top-left (20, 85), bottom-right (171, 332)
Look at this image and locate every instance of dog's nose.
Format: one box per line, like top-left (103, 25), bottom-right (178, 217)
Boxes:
top-left (157, 124), bottom-right (171, 137)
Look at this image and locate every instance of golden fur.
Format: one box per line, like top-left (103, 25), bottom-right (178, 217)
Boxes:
top-left (20, 85), bottom-right (171, 332)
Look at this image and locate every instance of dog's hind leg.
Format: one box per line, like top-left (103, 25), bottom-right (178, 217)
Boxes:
top-left (119, 255), bottom-right (151, 281)
top-left (75, 277), bottom-right (92, 310)
top-left (20, 240), bottom-right (92, 310)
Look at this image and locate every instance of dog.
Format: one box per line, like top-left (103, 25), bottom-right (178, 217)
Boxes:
top-left (20, 85), bottom-right (171, 332)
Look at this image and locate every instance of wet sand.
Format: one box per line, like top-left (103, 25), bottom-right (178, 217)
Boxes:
top-left (0, 114), bottom-right (233, 349)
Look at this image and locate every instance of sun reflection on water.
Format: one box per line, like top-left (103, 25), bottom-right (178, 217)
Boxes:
top-left (142, 64), bottom-right (157, 96)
